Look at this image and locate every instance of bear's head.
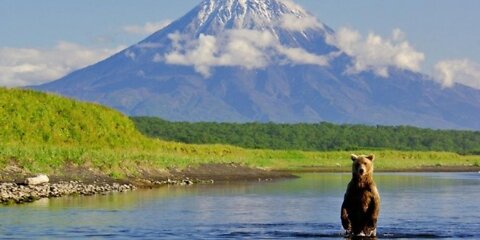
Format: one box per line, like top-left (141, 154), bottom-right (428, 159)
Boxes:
top-left (351, 154), bottom-right (375, 178)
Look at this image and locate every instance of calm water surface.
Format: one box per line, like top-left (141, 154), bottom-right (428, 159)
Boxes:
top-left (1, 172), bottom-right (479, 239)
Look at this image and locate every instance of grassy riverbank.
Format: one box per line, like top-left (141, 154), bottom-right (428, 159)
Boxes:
top-left (2, 142), bottom-right (479, 181)
top-left (1, 88), bottom-right (479, 183)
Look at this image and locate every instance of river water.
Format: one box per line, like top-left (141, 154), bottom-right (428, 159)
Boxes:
top-left (1, 172), bottom-right (479, 239)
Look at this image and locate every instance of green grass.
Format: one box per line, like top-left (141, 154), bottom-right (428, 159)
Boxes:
top-left (2, 143), bottom-right (479, 178)
top-left (1, 88), bottom-right (479, 179)
top-left (0, 88), bottom-right (148, 148)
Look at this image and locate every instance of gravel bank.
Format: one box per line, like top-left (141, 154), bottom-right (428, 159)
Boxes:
top-left (0, 181), bottom-right (136, 204)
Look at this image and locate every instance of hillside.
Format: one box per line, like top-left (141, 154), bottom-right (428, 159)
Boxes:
top-left (132, 117), bottom-right (480, 154)
top-left (0, 88), bottom-right (147, 147)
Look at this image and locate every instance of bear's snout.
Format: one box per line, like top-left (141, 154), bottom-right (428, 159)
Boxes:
top-left (357, 165), bottom-right (367, 176)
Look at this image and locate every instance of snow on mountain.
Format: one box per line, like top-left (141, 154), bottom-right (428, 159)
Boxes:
top-left (186, 0), bottom-right (323, 35)
top-left (33, 0), bottom-right (480, 129)
top-left (136, 0), bottom-right (335, 77)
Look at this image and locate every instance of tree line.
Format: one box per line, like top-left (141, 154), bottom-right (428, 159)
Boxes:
top-left (131, 117), bottom-right (480, 154)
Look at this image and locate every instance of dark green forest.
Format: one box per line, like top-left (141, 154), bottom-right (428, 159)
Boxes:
top-left (131, 117), bottom-right (480, 154)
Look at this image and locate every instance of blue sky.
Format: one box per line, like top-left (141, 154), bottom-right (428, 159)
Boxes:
top-left (1, 0), bottom-right (479, 87)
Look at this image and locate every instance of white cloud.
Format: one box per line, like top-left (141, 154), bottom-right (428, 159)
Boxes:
top-left (163, 31), bottom-right (270, 76)
top-left (162, 29), bottom-right (330, 77)
top-left (434, 59), bottom-right (480, 89)
top-left (165, 34), bottom-right (221, 76)
top-left (123, 20), bottom-right (172, 35)
top-left (0, 42), bottom-right (123, 87)
top-left (326, 27), bottom-right (425, 77)
top-left (276, 46), bottom-right (329, 66)
top-left (280, 14), bottom-right (323, 32)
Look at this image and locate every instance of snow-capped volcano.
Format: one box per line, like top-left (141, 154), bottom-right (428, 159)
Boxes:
top-left (183, 0), bottom-right (325, 35)
top-left (34, 0), bottom-right (480, 129)
top-left (140, 0), bottom-right (335, 77)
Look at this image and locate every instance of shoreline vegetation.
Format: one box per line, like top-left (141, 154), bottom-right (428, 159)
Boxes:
top-left (2, 143), bottom-right (479, 180)
top-left (132, 117), bottom-right (480, 155)
top-left (1, 88), bottom-right (480, 204)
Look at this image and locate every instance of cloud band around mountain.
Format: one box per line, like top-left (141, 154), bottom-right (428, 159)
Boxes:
top-left (326, 28), bottom-right (425, 77)
top-left (434, 59), bottom-right (480, 89)
top-left (156, 26), bottom-right (480, 89)
top-left (159, 26), bottom-right (424, 78)
top-left (161, 29), bottom-right (330, 77)
top-left (1, 19), bottom-right (479, 90)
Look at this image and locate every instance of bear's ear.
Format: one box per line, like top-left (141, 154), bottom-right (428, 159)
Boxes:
top-left (366, 154), bottom-right (375, 162)
top-left (351, 154), bottom-right (359, 161)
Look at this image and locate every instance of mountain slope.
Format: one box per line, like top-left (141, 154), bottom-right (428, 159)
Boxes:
top-left (34, 0), bottom-right (480, 129)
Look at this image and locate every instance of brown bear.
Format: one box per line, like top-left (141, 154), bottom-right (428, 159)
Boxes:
top-left (341, 154), bottom-right (381, 237)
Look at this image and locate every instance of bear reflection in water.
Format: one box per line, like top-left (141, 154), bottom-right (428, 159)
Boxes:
top-left (341, 154), bottom-right (381, 238)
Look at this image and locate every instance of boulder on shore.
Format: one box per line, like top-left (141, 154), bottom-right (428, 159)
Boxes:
top-left (25, 174), bottom-right (49, 185)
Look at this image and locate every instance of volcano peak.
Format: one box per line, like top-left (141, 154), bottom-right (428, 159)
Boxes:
top-left (190, 0), bottom-right (320, 33)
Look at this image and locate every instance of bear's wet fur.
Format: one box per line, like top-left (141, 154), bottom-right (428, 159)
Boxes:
top-left (341, 154), bottom-right (381, 237)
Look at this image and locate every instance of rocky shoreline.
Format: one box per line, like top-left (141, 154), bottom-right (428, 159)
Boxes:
top-left (0, 181), bottom-right (136, 204)
top-left (0, 163), bottom-right (295, 205)
top-left (0, 177), bottom-right (221, 205)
